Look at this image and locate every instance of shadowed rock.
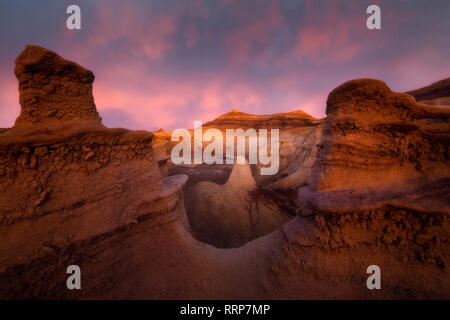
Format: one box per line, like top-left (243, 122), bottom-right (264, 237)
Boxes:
top-left (14, 45), bottom-right (101, 126)
top-left (407, 77), bottom-right (450, 101)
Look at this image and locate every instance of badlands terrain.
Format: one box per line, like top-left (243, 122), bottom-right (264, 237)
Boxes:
top-left (0, 45), bottom-right (449, 299)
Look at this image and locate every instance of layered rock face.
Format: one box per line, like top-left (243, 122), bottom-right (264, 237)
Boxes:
top-left (204, 109), bottom-right (318, 129)
top-left (0, 46), bottom-right (188, 298)
top-left (282, 79), bottom-right (450, 298)
top-left (309, 79), bottom-right (449, 193)
top-left (153, 110), bottom-right (322, 248)
top-left (14, 45), bottom-right (101, 126)
top-left (153, 109), bottom-right (323, 188)
top-left (203, 109), bottom-right (325, 188)
top-left (407, 77), bottom-right (450, 106)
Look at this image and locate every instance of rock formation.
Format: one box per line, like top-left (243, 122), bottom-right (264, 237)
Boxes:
top-left (14, 45), bottom-right (101, 126)
top-left (204, 108), bottom-right (318, 129)
top-left (153, 109), bottom-right (324, 189)
top-left (286, 79), bottom-right (450, 298)
top-left (186, 160), bottom-right (291, 248)
top-left (153, 109), bottom-right (322, 248)
top-left (407, 77), bottom-right (450, 104)
top-left (309, 78), bottom-right (449, 192)
top-left (203, 109), bottom-right (325, 188)
top-left (0, 46), bottom-right (448, 299)
top-left (150, 79), bottom-right (449, 299)
top-left (0, 45), bottom-right (188, 298)
top-left (407, 77), bottom-right (450, 107)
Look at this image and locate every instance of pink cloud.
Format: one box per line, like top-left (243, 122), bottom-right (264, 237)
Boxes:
top-left (88, 3), bottom-right (179, 61)
top-left (1, 0), bottom-right (447, 132)
top-left (187, 0), bottom-right (209, 19)
top-left (222, 0), bottom-right (285, 63)
top-left (0, 73), bottom-right (19, 128)
top-left (293, 4), bottom-right (365, 64)
top-left (184, 24), bottom-right (200, 48)
top-left (293, 92), bottom-right (328, 118)
top-left (92, 62), bottom-right (267, 130)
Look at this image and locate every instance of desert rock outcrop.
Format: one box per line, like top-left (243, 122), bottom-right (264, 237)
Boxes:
top-left (407, 78), bottom-right (450, 101)
top-left (279, 79), bottom-right (450, 298)
top-left (0, 46), bottom-right (188, 298)
top-left (407, 77), bottom-right (450, 105)
top-left (1, 46), bottom-right (449, 299)
top-left (153, 109), bottom-right (324, 189)
top-left (186, 160), bottom-right (291, 248)
top-left (14, 45), bottom-right (101, 127)
top-left (204, 109), bottom-right (318, 129)
top-left (308, 78), bottom-right (449, 192)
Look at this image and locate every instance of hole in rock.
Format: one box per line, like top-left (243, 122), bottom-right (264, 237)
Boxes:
top-left (169, 162), bottom-right (297, 248)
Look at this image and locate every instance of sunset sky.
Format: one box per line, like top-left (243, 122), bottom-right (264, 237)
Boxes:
top-left (1, 0), bottom-right (449, 130)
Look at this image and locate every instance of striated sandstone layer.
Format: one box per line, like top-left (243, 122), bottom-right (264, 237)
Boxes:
top-left (204, 109), bottom-right (319, 129)
top-left (308, 78), bottom-right (449, 193)
top-left (153, 110), bottom-right (324, 189)
top-left (284, 79), bottom-right (450, 298)
top-left (0, 46), bottom-right (189, 298)
top-left (407, 77), bottom-right (450, 102)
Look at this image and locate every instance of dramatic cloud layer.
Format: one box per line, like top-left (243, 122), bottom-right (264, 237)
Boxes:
top-left (0, 0), bottom-right (449, 130)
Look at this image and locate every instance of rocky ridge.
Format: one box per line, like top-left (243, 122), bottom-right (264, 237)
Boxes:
top-left (407, 77), bottom-right (450, 107)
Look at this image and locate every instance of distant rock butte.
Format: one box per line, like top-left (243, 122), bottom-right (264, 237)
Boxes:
top-left (153, 108), bottom-right (324, 189)
top-left (14, 45), bottom-right (101, 127)
top-left (407, 77), bottom-right (450, 102)
top-left (204, 108), bottom-right (319, 129)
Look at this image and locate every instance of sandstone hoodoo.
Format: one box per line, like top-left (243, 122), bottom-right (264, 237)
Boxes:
top-left (0, 46), bottom-right (449, 299)
top-left (0, 46), bottom-right (188, 298)
top-left (310, 78), bottom-right (450, 192)
top-left (14, 45), bottom-right (101, 127)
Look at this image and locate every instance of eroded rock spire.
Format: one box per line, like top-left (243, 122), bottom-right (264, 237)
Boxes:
top-left (14, 45), bottom-right (101, 126)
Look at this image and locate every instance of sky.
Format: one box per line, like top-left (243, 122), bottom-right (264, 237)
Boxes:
top-left (0, 0), bottom-right (449, 130)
